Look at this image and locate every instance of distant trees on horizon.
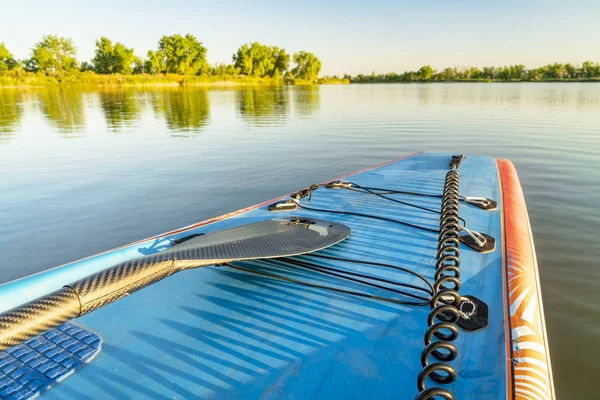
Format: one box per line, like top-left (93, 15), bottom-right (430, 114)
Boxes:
top-left (0, 35), bottom-right (322, 81)
top-left (348, 62), bottom-right (600, 82)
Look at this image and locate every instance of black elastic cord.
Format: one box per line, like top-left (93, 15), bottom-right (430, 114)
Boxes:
top-left (225, 263), bottom-right (431, 306)
top-left (296, 203), bottom-right (439, 233)
top-left (306, 254), bottom-right (434, 293)
top-left (350, 183), bottom-right (442, 215)
top-left (331, 182), bottom-right (468, 228)
top-left (279, 257), bottom-right (431, 301)
top-left (349, 184), bottom-right (442, 198)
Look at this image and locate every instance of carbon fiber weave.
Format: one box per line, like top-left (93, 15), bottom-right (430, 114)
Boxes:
top-left (164, 231), bottom-right (339, 265)
top-left (160, 218), bottom-right (351, 264)
top-left (69, 257), bottom-right (176, 314)
top-left (0, 288), bottom-right (80, 351)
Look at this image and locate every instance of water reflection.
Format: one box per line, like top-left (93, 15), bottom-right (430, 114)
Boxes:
top-left (416, 86), bottom-right (433, 106)
top-left (98, 90), bottom-right (142, 133)
top-left (236, 86), bottom-right (289, 126)
top-left (1, 84), bottom-right (599, 143)
top-left (0, 89), bottom-right (22, 142)
top-left (292, 86), bottom-right (321, 117)
top-left (38, 89), bottom-right (85, 135)
top-left (151, 88), bottom-right (210, 135)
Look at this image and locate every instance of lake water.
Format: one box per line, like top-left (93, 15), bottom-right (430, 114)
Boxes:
top-left (1, 83), bottom-right (599, 398)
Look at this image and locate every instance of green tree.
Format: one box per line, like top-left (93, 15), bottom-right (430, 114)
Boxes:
top-left (470, 67), bottom-right (483, 80)
top-left (144, 50), bottom-right (165, 74)
top-left (527, 67), bottom-right (545, 81)
top-left (232, 42), bottom-right (289, 78)
top-left (581, 61), bottom-right (600, 78)
top-left (386, 72), bottom-right (399, 81)
top-left (272, 47), bottom-right (290, 77)
top-left (0, 43), bottom-right (17, 72)
top-left (233, 44), bottom-right (254, 75)
top-left (509, 65), bottom-right (526, 80)
top-left (544, 63), bottom-right (565, 80)
top-left (481, 66), bottom-right (496, 80)
top-left (132, 58), bottom-right (145, 74)
top-left (147, 34), bottom-right (208, 75)
top-left (291, 51), bottom-right (322, 81)
top-left (440, 67), bottom-right (456, 81)
top-left (27, 35), bottom-right (78, 73)
top-left (497, 66), bottom-right (509, 81)
top-left (212, 63), bottom-right (239, 76)
top-left (92, 37), bottom-right (138, 74)
top-left (417, 65), bottom-right (434, 80)
top-left (564, 63), bottom-right (577, 79)
top-left (80, 61), bottom-right (94, 72)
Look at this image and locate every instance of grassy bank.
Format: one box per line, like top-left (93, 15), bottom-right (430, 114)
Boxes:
top-left (0, 71), bottom-right (277, 87)
top-left (317, 77), bottom-right (350, 85)
top-left (0, 70), bottom-right (349, 88)
top-left (2, 71), bottom-right (595, 88)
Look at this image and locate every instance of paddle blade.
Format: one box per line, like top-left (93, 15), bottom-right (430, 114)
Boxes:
top-left (160, 217), bottom-right (351, 267)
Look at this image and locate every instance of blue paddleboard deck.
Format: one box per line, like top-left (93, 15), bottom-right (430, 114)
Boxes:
top-left (0, 152), bottom-right (554, 399)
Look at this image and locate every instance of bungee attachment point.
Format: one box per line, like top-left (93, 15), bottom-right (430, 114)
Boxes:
top-left (456, 295), bottom-right (489, 332)
top-left (459, 226), bottom-right (496, 253)
top-left (449, 154), bottom-right (465, 169)
top-left (291, 184), bottom-right (321, 200)
top-left (459, 226), bottom-right (487, 247)
top-left (324, 180), bottom-right (352, 189)
top-left (268, 198), bottom-right (298, 211)
top-left (462, 196), bottom-right (498, 210)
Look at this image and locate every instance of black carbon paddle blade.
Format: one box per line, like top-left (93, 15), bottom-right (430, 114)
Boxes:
top-left (159, 216), bottom-right (351, 267)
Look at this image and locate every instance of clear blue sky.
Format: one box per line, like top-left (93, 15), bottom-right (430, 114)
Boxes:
top-left (1, 0), bottom-right (598, 75)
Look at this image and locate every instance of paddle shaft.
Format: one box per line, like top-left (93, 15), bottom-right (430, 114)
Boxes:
top-left (0, 257), bottom-right (205, 351)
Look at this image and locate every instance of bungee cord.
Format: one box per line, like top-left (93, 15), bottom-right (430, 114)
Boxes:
top-left (273, 179), bottom-right (491, 248)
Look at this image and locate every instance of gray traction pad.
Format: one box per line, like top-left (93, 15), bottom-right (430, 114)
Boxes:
top-left (0, 323), bottom-right (102, 400)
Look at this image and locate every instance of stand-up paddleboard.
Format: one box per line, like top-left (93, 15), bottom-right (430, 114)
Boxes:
top-left (0, 153), bottom-right (554, 400)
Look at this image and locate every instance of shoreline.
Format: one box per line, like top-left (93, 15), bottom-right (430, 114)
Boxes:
top-left (0, 73), bottom-right (350, 88)
top-left (1, 73), bottom-right (597, 89)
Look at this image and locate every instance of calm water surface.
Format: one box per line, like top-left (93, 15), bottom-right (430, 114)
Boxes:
top-left (1, 83), bottom-right (599, 397)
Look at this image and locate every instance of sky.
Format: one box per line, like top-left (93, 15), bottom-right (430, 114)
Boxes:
top-left (0, 0), bottom-right (599, 76)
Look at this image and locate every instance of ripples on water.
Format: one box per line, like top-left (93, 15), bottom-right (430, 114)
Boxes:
top-left (1, 83), bottom-right (599, 397)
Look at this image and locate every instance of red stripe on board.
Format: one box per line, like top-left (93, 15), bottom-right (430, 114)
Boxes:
top-left (497, 158), bottom-right (555, 400)
top-left (498, 164), bottom-right (514, 400)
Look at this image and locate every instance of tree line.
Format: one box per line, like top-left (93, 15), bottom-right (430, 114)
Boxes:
top-left (0, 35), bottom-right (322, 81)
top-left (347, 62), bottom-right (600, 82)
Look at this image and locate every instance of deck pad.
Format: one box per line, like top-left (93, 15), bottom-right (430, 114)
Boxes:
top-left (0, 324), bottom-right (101, 400)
